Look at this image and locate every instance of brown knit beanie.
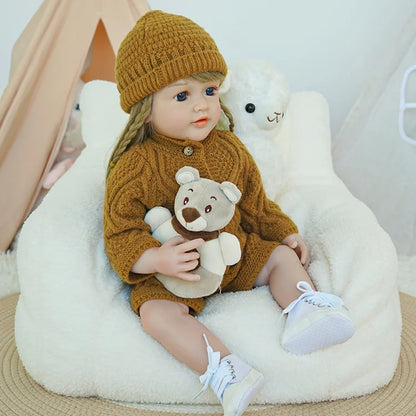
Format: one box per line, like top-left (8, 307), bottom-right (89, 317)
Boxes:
top-left (115, 10), bottom-right (228, 113)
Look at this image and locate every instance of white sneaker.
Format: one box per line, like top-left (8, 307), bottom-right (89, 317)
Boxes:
top-left (196, 335), bottom-right (264, 416)
top-left (281, 281), bottom-right (354, 354)
top-left (221, 358), bottom-right (264, 416)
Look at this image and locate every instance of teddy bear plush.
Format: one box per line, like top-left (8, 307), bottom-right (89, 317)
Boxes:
top-left (144, 166), bottom-right (242, 298)
top-left (220, 60), bottom-right (290, 199)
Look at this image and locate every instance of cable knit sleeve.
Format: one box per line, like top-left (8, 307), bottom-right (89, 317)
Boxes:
top-left (238, 148), bottom-right (298, 242)
top-left (103, 151), bottom-right (161, 284)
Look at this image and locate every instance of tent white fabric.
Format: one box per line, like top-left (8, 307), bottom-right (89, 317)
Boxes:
top-left (0, 0), bottom-right (150, 250)
top-left (333, 8), bottom-right (416, 256)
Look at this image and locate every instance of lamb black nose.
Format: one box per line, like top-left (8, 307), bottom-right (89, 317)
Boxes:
top-left (182, 207), bottom-right (200, 223)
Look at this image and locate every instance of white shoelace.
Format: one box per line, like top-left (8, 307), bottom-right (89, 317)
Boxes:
top-left (194, 334), bottom-right (235, 402)
top-left (282, 281), bottom-right (344, 315)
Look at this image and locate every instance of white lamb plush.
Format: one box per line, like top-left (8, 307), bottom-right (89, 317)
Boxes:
top-left (15, 80), bottom-right (400, 407)
top-left (220, 60), bottom-right (290, 199)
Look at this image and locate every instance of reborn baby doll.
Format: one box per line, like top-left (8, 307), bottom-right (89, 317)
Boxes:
top-left (104, 10), bottom-right (354, 416)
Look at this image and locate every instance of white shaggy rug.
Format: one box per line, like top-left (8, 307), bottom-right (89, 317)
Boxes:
top-left (0, 240), bottom-right (414, 413)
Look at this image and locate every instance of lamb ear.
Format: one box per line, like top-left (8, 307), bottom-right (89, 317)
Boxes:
top-left (175, 166), bottom-right (200, 185)
top-left (219, 70), bottom-right (232, 94)
top-left (220, 181), bottom-right (241, 204)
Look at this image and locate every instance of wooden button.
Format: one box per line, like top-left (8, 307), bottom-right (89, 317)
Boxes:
top-left (183, 146), bottom-right (194, 156)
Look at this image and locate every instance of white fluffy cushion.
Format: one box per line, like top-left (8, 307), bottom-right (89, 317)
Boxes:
top-left (15, 80), bottom-right (401, 405)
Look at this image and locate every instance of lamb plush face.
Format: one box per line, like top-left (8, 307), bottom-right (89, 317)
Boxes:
top-left (220, 60), bottom-right (290, 139)
top-left (174, 166), bottom-right (241, 232)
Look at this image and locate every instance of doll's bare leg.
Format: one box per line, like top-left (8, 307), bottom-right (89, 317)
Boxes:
top-left (140, 299), bottom-right (264, 414)
top-left (140, 299), bottom-right (229, 373)
top-left (254, 244), bottom-right (315, 308)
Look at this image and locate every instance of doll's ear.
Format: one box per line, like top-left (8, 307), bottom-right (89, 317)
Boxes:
top-left (220, 181), bottom-right (241, 204)
top-left (175, 166), bottom-right (200, 185)
top-left (219, 70), bottom-right (232, 94)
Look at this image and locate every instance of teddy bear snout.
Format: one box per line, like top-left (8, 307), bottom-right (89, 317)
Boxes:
top-left (182, 207), bottom-right (201, 223)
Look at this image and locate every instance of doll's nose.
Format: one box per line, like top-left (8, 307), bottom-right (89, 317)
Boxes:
top-left (194, 97), bottom-right (208, 111)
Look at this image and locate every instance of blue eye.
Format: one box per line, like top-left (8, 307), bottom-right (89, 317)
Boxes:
top-left (205, 87), bottom-right (216, 96)
top-left (175, 92), bottom-right (187, 101)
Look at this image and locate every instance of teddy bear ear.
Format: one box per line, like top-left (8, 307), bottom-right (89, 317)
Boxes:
top-left (220, 181), bottom-right (241, 204)
top-left (219, 70), bottom-right (232, 95)
top-left (175, 166), bottom-right (200, 185)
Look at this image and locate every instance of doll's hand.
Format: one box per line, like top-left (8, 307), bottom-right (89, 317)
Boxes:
top-left (155, 236), bottom-right (204, 281)
top-left (282, 233), bottom-right (310, 269)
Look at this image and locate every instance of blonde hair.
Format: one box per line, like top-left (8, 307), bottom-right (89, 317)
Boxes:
top-left (106, 71), bottom-right (234, 178)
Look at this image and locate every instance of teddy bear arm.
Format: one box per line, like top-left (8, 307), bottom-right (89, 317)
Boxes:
top-left (144, 207), bottom-right (172, 231)
top-left (144, 207), bottom-right (178, 243)
top-left (218, 232), bottom-right (241, 265)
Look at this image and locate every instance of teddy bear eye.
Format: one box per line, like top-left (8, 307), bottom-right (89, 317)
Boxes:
top-left (184, 197), bottom-right (189, 205)
top-left (245, 103), bottom-right (256, 113)
top-left (205, 205), bottom-right (212, 213)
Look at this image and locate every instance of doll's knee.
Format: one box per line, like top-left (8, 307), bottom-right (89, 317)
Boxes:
top-left (255, 245), bottom-right (299, 286)
top-left (140, 299), bottom-right (189, 335)
top-left (269, 244), bottom-right (299, 267)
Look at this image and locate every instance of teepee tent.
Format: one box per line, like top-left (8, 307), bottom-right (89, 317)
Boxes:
top-left (0, 0), bottom-right (150, 250)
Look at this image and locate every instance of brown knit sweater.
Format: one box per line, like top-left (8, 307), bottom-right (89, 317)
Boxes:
top-left (104, 129), bottom-right (298, 312)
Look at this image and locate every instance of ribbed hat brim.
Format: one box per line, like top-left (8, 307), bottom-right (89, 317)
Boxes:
top-left (120, 50), bottom-right (227, 113)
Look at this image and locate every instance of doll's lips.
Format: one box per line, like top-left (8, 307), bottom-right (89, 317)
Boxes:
top-left (193, 117), bottom-right (208, 127)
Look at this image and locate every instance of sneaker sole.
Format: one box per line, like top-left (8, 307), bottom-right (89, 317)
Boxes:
top-left (282, 313), bottom-right (354, 354)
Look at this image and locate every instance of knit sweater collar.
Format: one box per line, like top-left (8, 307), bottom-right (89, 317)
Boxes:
top-left (149, 129), bottom-right (218, 150)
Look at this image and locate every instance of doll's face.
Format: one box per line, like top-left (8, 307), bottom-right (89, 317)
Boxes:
top-left (148, 77), bottom-right (222, 141)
